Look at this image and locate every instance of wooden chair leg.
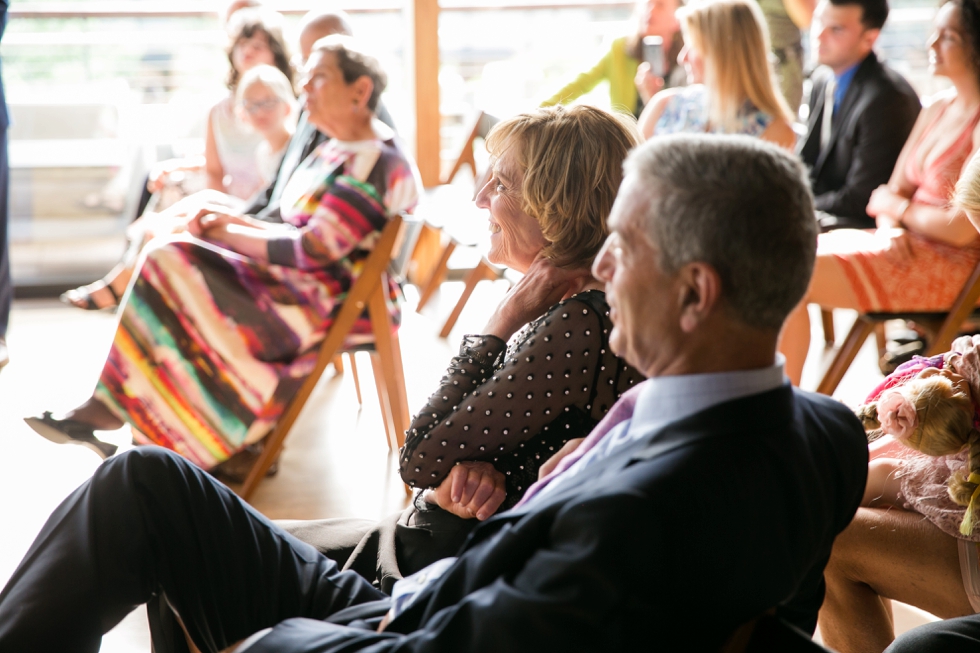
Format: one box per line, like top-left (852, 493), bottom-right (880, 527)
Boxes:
top-left (349, 352), bottom-right (363, 405)
top-left (370, 352), bottom-right (396, 451)
top-left (816, 317), bottom-right (876, 396)
top-left (369, 287), bottom-right (410, 450)
top-left (416, 240), bottom-right (456, 312)
top-left (439, 259), bottom-right (498, 339)
top-left (820, 309), bottom-right (835, 348)
top-left (874, 323), bottom-right (887, 358)
top-left (332, 354), bottom-right (345, 374)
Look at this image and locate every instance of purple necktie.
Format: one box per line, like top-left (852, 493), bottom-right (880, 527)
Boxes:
top-left (514, 384), bottom-right (643, 508)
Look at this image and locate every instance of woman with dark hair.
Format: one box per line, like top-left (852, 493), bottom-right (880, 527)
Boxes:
top-left (782, 0), bottom-right (980, 387)
top-left (209, 7), bottom-right (294, 200)
top-left (26, 37), bottom-right (420, 474)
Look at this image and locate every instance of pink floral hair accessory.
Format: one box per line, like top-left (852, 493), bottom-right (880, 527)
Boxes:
top-left (878, 389), bottom-right (918, 441)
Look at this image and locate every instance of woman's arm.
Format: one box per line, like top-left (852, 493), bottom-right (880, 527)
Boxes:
top-left (266, 148), bottom-right (419, 271)
top-left (863, 458), bottom-right (905, 508)
top-left (636, 88), bottom-right (678, 140)
top-left (541, 47), bottom-right (613, 107)
top-left (759, 117), bottom-right (797, 151)
top-left (204, 104), bottom-right (226, 193)
top-left (398, 298), bottom-right (612, 490)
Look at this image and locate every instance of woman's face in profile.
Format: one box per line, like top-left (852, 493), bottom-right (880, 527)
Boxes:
top-left (928, 2), bottom-right (972, 80)
top-left (302, 50), bottom-right (359, 137)
top-left (678, 38), bottom-right (705, 84)
top-left (475, 147), bottom-right (549, 273)
top-left (232, 30), bottom-right (275, 75)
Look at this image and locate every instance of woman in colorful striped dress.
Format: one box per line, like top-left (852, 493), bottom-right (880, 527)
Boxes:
top-left (26, 36), bottom-right (420, 470)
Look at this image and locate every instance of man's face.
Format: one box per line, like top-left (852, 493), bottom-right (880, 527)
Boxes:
top-left (592, 177), bottom-right (684, 377)
top-left (811, 0), bottom-right (878, 73)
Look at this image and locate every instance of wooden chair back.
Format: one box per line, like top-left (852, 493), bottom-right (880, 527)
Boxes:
top-left (239, 215), bottom-right (411, 500)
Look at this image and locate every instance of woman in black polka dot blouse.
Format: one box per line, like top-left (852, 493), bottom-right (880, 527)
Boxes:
top-left (286, 105), bottom-right (645, 591)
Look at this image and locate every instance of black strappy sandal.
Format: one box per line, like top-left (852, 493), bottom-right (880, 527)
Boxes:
top-left (59, 280), bottom-right (121, 312)
top-left (24, 412), bottom-right (118, 459)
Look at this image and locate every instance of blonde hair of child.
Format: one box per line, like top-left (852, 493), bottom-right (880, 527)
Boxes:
top-left (954, 150), bottom-right (980, 217)
top-left (235, 64), bottom-right (297, 113)
top-left (858, 375), bottom-right (980, 524)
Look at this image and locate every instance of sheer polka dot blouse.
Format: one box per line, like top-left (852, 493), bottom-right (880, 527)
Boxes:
top-left (399, 290), bottom-right (645, 508)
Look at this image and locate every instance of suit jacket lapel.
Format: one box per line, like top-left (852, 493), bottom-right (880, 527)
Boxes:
top-left (813, 53), bottom-right (879, 174)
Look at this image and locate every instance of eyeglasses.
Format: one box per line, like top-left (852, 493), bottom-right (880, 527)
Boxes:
top-left (240, 98), bottom-right (282, 114)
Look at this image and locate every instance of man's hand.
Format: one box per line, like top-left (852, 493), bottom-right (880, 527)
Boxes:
top-left (483, 257), bottom-right (594, 341)
top-left (951, 335), bottom-right (980, 399)
top-left (423, 461), bottom-right (507, 521)
top-left (537, 438), bottom-right (585, 480)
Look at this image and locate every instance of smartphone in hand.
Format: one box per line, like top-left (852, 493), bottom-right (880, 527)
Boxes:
top-left (642, 35), bottom-right (665, 78)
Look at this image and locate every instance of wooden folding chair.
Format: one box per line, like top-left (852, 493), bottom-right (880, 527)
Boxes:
top-left (438, 256), bottom-right (516, 338)
top-left (239, 215), bottom-right (412, 500)
top-left (816, 258), bottom-right (980, 395)
top-left (413, 184), bottom-right (490, 313)
top-left (441, 109), bottom-right (485, 185)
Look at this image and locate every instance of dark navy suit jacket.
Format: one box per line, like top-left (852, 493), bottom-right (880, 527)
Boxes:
top-left (799, 52), bottom-right (920, 228)
top-left (249, 385), bottom-right (868, 652)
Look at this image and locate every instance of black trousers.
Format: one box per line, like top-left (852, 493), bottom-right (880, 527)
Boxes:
top-left (0, 448), bottom-right (388, 653)
top-left (885, 615), bottom-right (980, 653)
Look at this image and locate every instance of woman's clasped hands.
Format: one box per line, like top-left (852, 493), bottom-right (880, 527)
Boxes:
top-left (867, 185), bottom-right (914, 264)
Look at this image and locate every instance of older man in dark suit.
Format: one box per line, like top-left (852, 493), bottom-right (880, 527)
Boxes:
top-left (0, 135), bottom-right (868, 652)
top-left (799, 0), bottom-right (920, 231)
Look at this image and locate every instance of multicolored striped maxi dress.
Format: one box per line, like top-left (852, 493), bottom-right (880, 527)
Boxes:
top-left (94, 136), bottom-right (420, 469)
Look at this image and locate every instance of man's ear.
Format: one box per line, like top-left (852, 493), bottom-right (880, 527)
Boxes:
top-left (677, 262), bottom-right (722, 333)
top-left (861, 27), bottom-right (881, 51)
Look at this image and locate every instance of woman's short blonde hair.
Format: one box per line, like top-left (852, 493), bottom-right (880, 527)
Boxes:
top-left (484, 105), bottom-right (641, 268)
top-left (680, 0), bottom-right (792, 131)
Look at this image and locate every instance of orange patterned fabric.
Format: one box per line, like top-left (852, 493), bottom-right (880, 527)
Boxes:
top-left (822, 228), bottom-right (980, 312)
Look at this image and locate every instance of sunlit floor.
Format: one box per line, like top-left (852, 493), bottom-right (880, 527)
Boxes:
top-left (0, 282), bottom-right (932, 651)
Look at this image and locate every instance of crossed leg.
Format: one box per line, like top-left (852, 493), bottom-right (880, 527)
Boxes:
top-left (0, 447), bottom-right (386, 653)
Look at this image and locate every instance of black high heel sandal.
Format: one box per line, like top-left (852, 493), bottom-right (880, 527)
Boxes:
top-left (24, 411), bottom-right (118, 459)
top-left (59, 280), bottom-right (121, 312)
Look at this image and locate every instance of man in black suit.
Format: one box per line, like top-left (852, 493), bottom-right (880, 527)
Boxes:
top-left (799, 0), bottom-right (920, 230)
top-left (0, 135), bottom-right (868, 652)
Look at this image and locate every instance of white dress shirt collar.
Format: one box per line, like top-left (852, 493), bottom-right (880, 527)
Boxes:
top-left (627, 355), bottom-right (787, 440)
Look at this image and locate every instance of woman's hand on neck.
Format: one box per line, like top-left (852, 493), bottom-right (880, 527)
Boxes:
top-left (483, 257), bottom-right (599, 341)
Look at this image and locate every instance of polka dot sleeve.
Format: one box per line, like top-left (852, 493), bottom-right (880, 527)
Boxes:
top-left (399, 290), bottom-right (644, 492)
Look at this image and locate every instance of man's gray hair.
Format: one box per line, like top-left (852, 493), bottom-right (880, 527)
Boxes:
top-left (625, 134), bottom-right (817, 331)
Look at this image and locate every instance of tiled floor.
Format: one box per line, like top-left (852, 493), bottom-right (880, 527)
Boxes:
top-left (0, 281), bottom-right (925, 650)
